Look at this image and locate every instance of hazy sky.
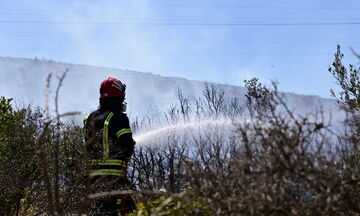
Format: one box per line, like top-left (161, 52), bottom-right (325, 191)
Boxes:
top-left (1, 0), bottom-right (360, 98)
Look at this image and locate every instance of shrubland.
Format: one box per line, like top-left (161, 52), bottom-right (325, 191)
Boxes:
top-left (0, 46), bottom-right (359, 215)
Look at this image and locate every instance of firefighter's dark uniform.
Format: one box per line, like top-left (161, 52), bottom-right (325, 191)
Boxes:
top-left (84, 99), bottom-right (135, 215)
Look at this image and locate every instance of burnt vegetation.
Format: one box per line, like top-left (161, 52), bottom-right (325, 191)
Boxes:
top-left (0, 46), bottom-right (360, 215)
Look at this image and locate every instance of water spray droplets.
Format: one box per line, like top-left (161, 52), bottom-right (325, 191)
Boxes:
top-left (133, 118), bottom-right (237, 145)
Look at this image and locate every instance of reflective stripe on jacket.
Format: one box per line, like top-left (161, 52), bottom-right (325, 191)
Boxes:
top-left (84, 111), bottom-right (133, 177)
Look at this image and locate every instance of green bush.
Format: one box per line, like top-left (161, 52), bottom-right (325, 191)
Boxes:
top-left (129, 195), bottom-right (211, 216)
top-left (0, 97), bottom-right (44, 215)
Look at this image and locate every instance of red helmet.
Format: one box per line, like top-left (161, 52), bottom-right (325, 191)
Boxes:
top-left (99, 77), bottom-right (126, 98)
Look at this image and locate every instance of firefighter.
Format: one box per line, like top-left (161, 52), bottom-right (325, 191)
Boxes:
top-left (84, 77), bottom-right (136, 215)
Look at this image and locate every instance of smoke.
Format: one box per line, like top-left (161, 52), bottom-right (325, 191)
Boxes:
top-left (34, 0), bottom-right (230, 78)
top-left (0, 1), bottom-right (239, 116)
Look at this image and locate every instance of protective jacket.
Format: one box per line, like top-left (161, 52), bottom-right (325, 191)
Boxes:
top-left (84, 99), bottom-right (134, 177)
top-left (83, 98), bottom-right (135, 215)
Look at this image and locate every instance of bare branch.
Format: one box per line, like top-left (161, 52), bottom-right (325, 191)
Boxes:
top-left (350, 46), bottom-right (360, 60)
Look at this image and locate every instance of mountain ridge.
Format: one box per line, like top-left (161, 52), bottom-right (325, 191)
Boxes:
top-left (0, 56), bottom-right (343, 124)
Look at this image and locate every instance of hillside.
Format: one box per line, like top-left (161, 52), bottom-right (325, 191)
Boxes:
top-left (0, 56), bottom-right (344, 124)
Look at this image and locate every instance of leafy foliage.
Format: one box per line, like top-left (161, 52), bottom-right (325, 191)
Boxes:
top-left (0, 97), bottom-right (43, 215)
top-left (128, 196), bottom-right (207, 216)
top-left (329, 45), bottom-right (360, 112)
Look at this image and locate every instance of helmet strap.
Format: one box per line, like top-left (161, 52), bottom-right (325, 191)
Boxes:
top-left (121, 102), bottom-right (127, 112)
